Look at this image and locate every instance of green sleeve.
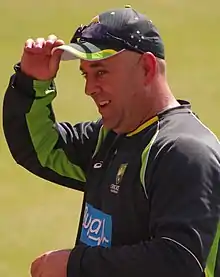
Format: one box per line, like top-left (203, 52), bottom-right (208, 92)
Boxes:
top-left (3, 68), bottom-right (107, 191)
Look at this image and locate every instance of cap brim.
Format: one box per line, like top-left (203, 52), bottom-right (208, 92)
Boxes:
top-left (53, 41), bottom-right (125, 61)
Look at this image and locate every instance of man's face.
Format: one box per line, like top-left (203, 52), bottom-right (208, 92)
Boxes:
top-left (80, 51), bottom-right (148, 133)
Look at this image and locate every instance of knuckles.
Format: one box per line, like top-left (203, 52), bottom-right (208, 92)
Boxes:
top-left (30, 254), bottom-right (46, 277)
top-left (25, 34), bottom-right (59, 49)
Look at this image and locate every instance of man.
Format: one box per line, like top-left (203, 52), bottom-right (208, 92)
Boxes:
top-left (3, 5), bottom-right (220, 277)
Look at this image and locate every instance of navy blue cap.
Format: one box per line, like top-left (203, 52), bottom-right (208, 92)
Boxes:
top-left (56, 5), bottom-right (165, 61)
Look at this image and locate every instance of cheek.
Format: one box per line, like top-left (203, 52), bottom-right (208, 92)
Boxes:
top-left (101, 74), bottom-right (124, 96)
top-left (102, 71), bottom-right (137, 106)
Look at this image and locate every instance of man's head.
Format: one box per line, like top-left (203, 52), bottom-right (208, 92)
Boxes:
top-left (55, 5), bottom-right (176, 134)
top-left (79, 50), bottom-right (166, 134)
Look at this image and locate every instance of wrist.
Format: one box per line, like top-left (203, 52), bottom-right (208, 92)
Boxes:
top-left (11, 63), bottom-right (55, 98)
top-left (16, 62), bottom-right (53, 82)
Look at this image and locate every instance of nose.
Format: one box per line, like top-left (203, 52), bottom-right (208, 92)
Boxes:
top-left (85, 77), bottom-right (101, 97)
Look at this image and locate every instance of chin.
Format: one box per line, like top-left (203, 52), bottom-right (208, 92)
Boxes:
top-left (102, 118), bottom-right (117, 132)
top-left (102, 116), bottom-right (126, 134)
top-left (104, 123), bottom-right (125, 134)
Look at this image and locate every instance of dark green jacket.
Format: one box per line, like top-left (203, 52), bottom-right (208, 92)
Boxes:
top-left (3, 65), bottom-right (220, 277)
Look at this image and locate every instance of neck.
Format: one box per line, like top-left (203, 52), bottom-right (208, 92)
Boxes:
top-left (129, 82), bottom-right (180, 133)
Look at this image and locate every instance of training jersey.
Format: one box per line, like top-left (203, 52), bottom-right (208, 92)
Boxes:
top-left (3, 65), bottom-right (220, 277)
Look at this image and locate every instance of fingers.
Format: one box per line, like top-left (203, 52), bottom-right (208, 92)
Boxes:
top-left (30, 254), bottom-right (46, 277)
top-left (24, 38), bottom-right (45, 51)
top-left (25, 38), bottom-right (34, 49)
top-left (54, 39), bottom-right (65, 47)
top-left (35, 37), bottom-right (45, 48)
top-left (24, 34), bottom-right (65, 54)
top-left (30, 250), bottom-right (58, 277)
top-left (45, 34), bottom-right (58, 47)
top-left (48, 34), bottom-right (57, 41)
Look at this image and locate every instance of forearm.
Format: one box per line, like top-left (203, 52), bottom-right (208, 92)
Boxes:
top-left (67, 238), bottom-right (203, 277)
top-left (3, 68), bottom-right (86, 190)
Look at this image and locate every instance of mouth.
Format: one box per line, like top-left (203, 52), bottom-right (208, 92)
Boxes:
top-left (99, 100), bottom-right (111, 108)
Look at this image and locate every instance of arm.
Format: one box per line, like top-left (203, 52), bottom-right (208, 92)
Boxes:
top-left (3, 65), bottom-right (104, 191)
top-left (66, 137), bottom-right (220, 277)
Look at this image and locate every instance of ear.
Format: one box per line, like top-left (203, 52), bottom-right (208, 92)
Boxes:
top-left (141, 52), bottom-right (157, 85)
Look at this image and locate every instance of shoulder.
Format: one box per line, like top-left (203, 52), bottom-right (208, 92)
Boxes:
top-left (149, 135), bottom-right (220, 188)
top-left (147, 135), bottom-right (220, 200)
top-left (169, 135), bottom-right (220, 162)
top-left (154, 135), bottom-right (220, 169)
top-left (151, 109), bottom-right (220, 166)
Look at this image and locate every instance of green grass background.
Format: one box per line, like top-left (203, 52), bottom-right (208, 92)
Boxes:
top-left (0, 1), bottom-right (219, 276)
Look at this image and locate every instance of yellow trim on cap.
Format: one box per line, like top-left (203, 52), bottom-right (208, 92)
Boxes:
top-left (127, 115), bottom-right (159, 137)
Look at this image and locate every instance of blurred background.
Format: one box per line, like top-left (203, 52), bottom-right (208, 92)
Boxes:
top-left (0, 1), bottom-right (219, 276)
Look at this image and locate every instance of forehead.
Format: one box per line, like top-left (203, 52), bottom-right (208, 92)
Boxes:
top-left (80, 60), bottom-right (108, 70)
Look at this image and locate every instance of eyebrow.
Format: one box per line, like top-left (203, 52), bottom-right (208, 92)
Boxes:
top-left (79, 62), bottom-right (105, 72)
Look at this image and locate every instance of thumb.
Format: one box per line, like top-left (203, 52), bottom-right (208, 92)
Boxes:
top-left (49, 49), bottom-right (63, 77)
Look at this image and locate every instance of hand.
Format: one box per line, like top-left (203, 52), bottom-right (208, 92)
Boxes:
top-left (21, 34), bottom-right (65, 80)
top-left (30, 249), bottom-right (71, 277)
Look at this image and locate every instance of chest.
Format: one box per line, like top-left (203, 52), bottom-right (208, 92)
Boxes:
top-left (85, 136), bottom-right (151, 245)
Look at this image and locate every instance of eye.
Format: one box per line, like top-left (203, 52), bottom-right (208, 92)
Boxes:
top-left (97, 70), bottom-right (107, 77)
top-left (81, 72), bottom-right (87, 79)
